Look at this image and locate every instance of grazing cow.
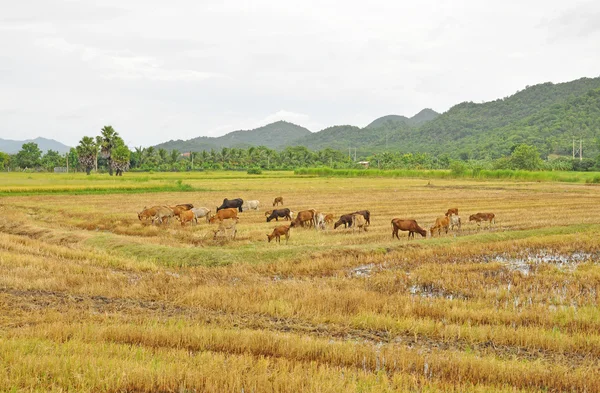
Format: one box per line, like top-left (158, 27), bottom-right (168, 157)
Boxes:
top-left (334, 214), bottom-right (354, 229)
top-left (154, 206), bottom-right (175, 225)
top-left (174, 203), bottom-right (194, 211)
top-left (267, 225), bottom-right (291, 243)
top-left (242, 200), bottom-right (260, 211)
top-left (469, 212), bottom-right (495, 227)
top-left (351, 210), bottom-right (371, 226)
top-left (324, 214), bottom-right (334, 224)
top-left (178, 210), bottom-right (195, 227)
top-left (430, 216), bottom-right (450, 236)
top-left (450, 215), bottom-right (461, 231)
top-left (266, 208), bottom-right (292, 222)
top-left (212, 219), bottom-right (238, 240)
top-left (191, 207), bottom-right (211, 223)
top-left (313, 212), bottom-right (326, 230)
top-left (352, 214), bottom-right (367, 232)
top-left (138, 206), bottom-right (160, 223)
top-left (445, 208), bottom-right (459, 217)
top-left (216, 198), bottom-right (244, 213)
top-left (273, 196), bottom-right (284, 206)
top-left (290, 210), bottom-right (315, 228)
top-left (391, 218), bottom-right (427, 239)
top-left (209, 208), bottom-right (239, 223)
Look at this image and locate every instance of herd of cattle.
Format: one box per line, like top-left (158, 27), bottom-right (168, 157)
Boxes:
top-left (137, 197), bottom-right (496, 243)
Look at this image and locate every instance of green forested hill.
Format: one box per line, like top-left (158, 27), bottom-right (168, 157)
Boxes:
top-left (154, 121), bottom-right (311, 152)
top-left (153, 77), bottom-right (600, 160)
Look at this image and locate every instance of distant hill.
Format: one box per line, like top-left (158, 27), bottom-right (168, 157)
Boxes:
top-left (0, 137), bottom-right (71, 154)
top-left (366, 109), bottom-right (439, 129)
top-left (154, 121), bottom-right (312, 152)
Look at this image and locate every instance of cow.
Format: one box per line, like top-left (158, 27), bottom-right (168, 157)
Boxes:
top-left (450, 215), bottom-right (461, 231)
top-left (334, 214), bottom-right (354, 229)
top-left (324, 214), bottom-right (334, 224)
top-left (430, 216), bottom-right (450, 236)
top-left (191, 207), bottom-right (211, 223)
top-left (267, 225), bottom-right (291, 243)
top-left (273, 196), bottom-right (284, 206)
top-left (209, 208), bottom-right (239, 223)
top-left (217, 198), bottom-right (244, 213)
top-left (469, 212), bottom-right (495, 227)
top-left (212, 219), bottom-right (238, 240)
top-left (391, 218), bottom-right (427, 239)
top-left (154, 206), bottom-right (175, 225)
top-left (351, 210), bottom-right (371, 226)
top-left (138, 206), bottom-right (161, 223)
top-left (313, 212), bottom-right (326, 230)
top-left (445, 208), bottom-right (459, 217)
top-left (290, 210), bottom-right (315, 228)
top-left (352, 214), bottom-right (367, 232)
top-left (178, 210), bottom-right (195, 227)
top-left (242, 200), bottom-right (260, 211)
top-left (266, 208), bottom-right (292, 222)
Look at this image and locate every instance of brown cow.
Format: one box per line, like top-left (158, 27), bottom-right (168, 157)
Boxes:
top-left (267, 225), bottom-right (291, 243)
top-left (208, 208), bottom-right (239, 223)
top-left (334, 214), bottom-right (354, 229)
top-left (290, 210), bottom-right (315, 228)
top-left (179, 210), bottom-right (195, 227)
top-left (469, 212), bottom-right (495, 227)
top-left (391, 219), bottom-right (427, 239)
top-left (324, 214), bottom-right (334, 224)
top-left (445, 208), bottom-right (459, 217)
top-left (138, 206), bottom-right (160, 223)
top-left (273, 196), bottom-right (284, 206)
top-left (430, 216), bottom-right (450, 236)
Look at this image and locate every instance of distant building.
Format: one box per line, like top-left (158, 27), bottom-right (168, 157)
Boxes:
top-left (358, 161), bottom-right (370, 168)
top-left (181, 152), bottom-right (191, 158)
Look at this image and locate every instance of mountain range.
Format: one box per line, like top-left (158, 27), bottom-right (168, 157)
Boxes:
top-left (4, 76), bottom-right (600, 160)
top-left (155, 75), bottom-right (600, 159)
top-left (0, 137), bottom-right (71, 154)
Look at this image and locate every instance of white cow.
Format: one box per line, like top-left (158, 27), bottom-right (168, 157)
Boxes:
top-left (212, 218), bottom-right (238, 240)
top-left (313, 212), bottom-right (326, 230)
top-left (450, 215), bottom-right (461, 231)
top-left (242, 200), bottom-right (260, 211)
top-left (191, 207), bottom-right (211, 224)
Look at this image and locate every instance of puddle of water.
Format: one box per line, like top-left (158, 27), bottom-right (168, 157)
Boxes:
top-left (493, 251), bottom-right (594, 275)
top-left (349, 264), bottom-right (375, 277)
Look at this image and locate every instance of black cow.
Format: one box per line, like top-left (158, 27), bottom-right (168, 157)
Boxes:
top-left (351, 210), bottom-right (371, 226)
top-left (266, 208), bottom-right (292, 222)
top-left (217, 198), bottom-right (244, 213)
top-left (334, 214), bottom-right (354, 229)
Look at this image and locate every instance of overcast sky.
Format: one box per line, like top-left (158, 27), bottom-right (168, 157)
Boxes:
top-left (1, 0), bottom-right (599, 147)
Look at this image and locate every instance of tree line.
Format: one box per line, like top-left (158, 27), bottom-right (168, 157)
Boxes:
top-left (2, 126), bottom-right (599, 174)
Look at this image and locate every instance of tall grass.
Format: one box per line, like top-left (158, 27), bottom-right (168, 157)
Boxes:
top-left (295, 167), bottom-right (600, 183)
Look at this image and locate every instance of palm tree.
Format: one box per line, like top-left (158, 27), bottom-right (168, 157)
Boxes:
top-left (99, 125), bottom-right (119, 175)
top-left (76, 136), bottom-right (97, 175)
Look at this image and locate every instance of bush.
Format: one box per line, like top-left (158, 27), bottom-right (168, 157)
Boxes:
top-left (449, 161), bottom-right (468, 176)
top-left (247, 168), bottom-right (262, 175)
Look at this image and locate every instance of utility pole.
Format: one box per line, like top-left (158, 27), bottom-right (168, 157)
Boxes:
top-left (354, 148), bottom-right (357, 162)
top-left (580, 139), bottom-right (582, 161)
top-left (66, 153), bottom-right (69, 173)
top-left (348, 147), bottom-right (351, 159)
top-left (95, 151), bottom-right (98, 172)
top-left (573, 138), bottom-right (575, 160)
top-left (190, 151), bottom-right (193, 168)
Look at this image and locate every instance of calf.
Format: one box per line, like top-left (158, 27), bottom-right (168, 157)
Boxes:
top-left (430, 216), bottom-right (450, 236)
top-left (324, 214), bottom-right (334, 224)
top-left (179, 210), bottom-right (195, 227)
top-left (212, 219), bottom-right (238, 240)
top-left (267, 225), bottom-right (291, 243)
top-left (209, 208), bottom-right (239, 223)
top-left (450, 215), bottom-right (461, 231)
top-left (352, 214), bottom-right (367, 232)
top-left (351, 210), bottom-right (371, 226)
top-left (266, 208), bottom-right (292, 222)
top-left (273, 196), bottom-right (284, 206)
top-left (154, 206), bottom-right (174, 225)
top-left (391, 218), bottom-right (427, 239)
